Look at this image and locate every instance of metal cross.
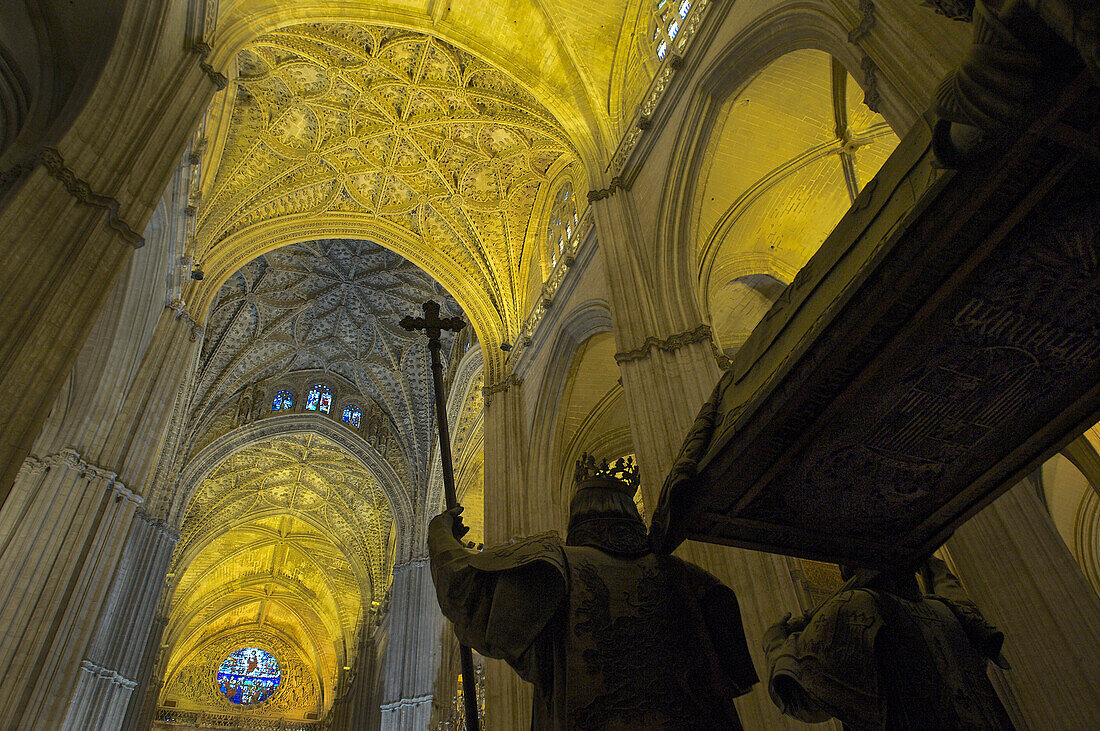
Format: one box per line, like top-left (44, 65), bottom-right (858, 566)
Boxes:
top-left (400, 300), bottom-right (479, 731)
top-left (399, 299), bottom-right (466, 351)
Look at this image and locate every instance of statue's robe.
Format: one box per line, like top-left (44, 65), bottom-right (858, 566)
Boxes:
top-left (428, 519), bottom-right (758, 730)
top-left (763, 567), bottom-right (1014, 730)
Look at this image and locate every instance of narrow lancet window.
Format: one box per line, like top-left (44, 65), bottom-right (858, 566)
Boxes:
top-left (546, 181), bottom-right (578, 269)
top-left (272, 390), bottom-right (294, 411)
top-left (343, 405), bottom-right (362, 428)
top-left (653, 0), bottom-right (693, 59)
top-left (306, 384), bottom-right (332, 413)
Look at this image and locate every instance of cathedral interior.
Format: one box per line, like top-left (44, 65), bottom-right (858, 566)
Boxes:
top-left (0, 0), bottom-right (1098, 728)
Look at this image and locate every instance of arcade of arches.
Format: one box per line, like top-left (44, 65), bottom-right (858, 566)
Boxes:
top-left (0, 1), bottom-right (1098, 729)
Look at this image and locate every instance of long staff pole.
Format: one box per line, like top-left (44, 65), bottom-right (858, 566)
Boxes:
top-left (400, 300), bottom-right (480, 731)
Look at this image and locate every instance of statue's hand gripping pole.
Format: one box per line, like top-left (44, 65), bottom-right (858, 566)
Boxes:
top-left (400, 300), bottom-right (480, 731)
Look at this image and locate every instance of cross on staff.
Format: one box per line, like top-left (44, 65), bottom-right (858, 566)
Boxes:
top-left (400, 300), bottom-right (480, 731)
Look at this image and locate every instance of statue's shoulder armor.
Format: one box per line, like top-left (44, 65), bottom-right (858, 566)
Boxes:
top-left (466, 531), bottom-right (567, 579)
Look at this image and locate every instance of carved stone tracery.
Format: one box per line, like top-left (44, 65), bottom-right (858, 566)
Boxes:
top-left (196, 23), bottom-right (576, 340)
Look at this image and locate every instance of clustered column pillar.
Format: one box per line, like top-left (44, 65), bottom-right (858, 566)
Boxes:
top-left (591, 189), bottom-right (830, 730)
top-left (379, 556), bottom-right (444, 729)
top-left (947, 481), bottom-right (1100, 726)
top-left (328, 619), bottom-right (385, 731)
top-left (480, 377), bottom-right (538, 729)
top-left (62, 510), bottom-right (178, 729)
top-left (0, 302), bottom-right (202, 729)
top-left (0, 451), bottom-right (143, 729)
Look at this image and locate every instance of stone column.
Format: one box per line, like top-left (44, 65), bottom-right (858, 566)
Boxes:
top-left (947, 480), bottom-right (1100, 727)
top-left (0, 302), bottom-right (201, 729)
top-left (480, 379), bottom-right (539, 729)
top-left (0, 51), bottom-right (216, 498)
top-left (592, 191), bottom-right (831, 729)
top-left (329, 621), bottom-right (384, 731)
top-left (120, 613), bottom-right (168, 731)
top-left (0, 450), bottom-right (143, 729)
top-left (61, 509), bottom-right (177, 729)
top-left (380, 558), bottom-right (444, 730)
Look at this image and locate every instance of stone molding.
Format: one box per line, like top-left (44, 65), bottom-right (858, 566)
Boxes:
top-left (391, 556), bottom-right (429, 574)
top-left (614, 324), bottom-right (714, 364)
top-left (586, 177), bottom-right (626, 202)
top-left (848, 0), bottom-right (877, 44)
top-left (79, 659), bottom-right (138, 690)
top-left (860, 55), bottom-right (883, 112)
top-left (0, 148), bottom-right (145, 246)
top-left (30, 447), bottom-right (144, 504)
top-left (481, 373), bottom-right (521, 406)
top-left (190, 42), bottom-right (228, 91)
top-left (380, 693), bottom-right (434, 712)
top-left (10, 147), bottom-right (146, 247)
top-left (135, 507), bottom-right (181, 541)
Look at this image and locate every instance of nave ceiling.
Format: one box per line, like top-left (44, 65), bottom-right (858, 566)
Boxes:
top-left (163, 432), bottom-right (394, 720)
top-left (208, 0), bottom-right (645, 155)
top-left (191, 22), bottom-right (586, 361)
top-left (191, 237), bottom-right (461, 491)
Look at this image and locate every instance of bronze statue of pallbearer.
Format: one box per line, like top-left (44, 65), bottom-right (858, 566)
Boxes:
top-left (427, 455), bottom-right (759, 729)
top-left (764, 555), bottom-right (1013, 730)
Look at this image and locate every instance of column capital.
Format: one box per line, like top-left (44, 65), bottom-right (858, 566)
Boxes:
top-left (614, 323), bottom-right (714, 364)
top-left (481, 373), bottom-right (522, 407)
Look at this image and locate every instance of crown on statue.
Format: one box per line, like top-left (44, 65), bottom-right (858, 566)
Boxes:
top-left (573, 454), bottom-right (639, 496)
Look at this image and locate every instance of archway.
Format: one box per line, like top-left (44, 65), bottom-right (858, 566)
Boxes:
top-left (157, 431), bottom-right (396, 726)
top-left (689, 48), bottom-right (899, 354)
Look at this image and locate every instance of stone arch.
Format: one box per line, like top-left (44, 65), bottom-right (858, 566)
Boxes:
top-left (653, 5), bottom-right (911, 345)
top-left (173, 412), bottom-right (414, 562)
top-left (1045, 435), bottom-right (1100, 595)
top-left (527, 301), bottom-right (624, 522)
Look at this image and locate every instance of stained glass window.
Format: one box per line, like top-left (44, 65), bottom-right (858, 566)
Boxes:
top-left (306, 384), bottom-right (332, 414)
top-left (546, 182), bottom-right (578, 270)
top-left (272, 390), bottom-right (293, 411)
top-left (652, 0), bottom-right (693, 60)
top-left (217, 648), bottom-right (281, 705)
top-left (342, 405), bottom-right (362, 428)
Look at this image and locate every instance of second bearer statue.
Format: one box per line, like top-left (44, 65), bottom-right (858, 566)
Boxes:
top-left (427, 455), bottom-right (759, 729)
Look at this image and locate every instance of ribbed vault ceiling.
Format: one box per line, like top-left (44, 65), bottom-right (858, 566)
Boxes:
top-left (194, 23), bottom-right (577, 353)
top-left (164, 433), bottom-right (393, 719)
top-left (193, 238), bottom-right (460, 489)
top-left (695, 50), bottom-right (900, 351)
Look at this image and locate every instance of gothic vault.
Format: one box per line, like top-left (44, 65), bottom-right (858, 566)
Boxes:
top-left (2, 0), bottom-right (1100, 730)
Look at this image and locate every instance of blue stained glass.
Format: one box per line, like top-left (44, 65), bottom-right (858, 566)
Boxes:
top-left (306, 384), bottom-right (331, 412)
top-left (272, 391), bottom-right (293, 411)
top-left (668, 20), bottom-right (680, 39)
top-left (217, 648), bottom-right (281, 705)
top-left (657, 41), bottom-right (668, 59)
top-left (679, 0), bottom-right (691, 18)
top-left (342, 405), bottom-right (362, 428)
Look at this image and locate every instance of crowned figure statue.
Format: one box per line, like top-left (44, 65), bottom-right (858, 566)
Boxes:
top-left (427, 454), bottom-right (759, 730)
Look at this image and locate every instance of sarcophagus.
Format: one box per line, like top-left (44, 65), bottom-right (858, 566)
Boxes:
top-left (651, 75), bottom-right (1100, 567)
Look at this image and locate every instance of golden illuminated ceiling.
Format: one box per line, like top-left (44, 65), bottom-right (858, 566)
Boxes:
top-left (190, 239), bottom-right (460, 489)
top-left (163, 433), bottom-right (394, 720)
top-left (694, 50), bottom-right (900, 351)
top-left (194, 23), bottom-right (578, 357)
